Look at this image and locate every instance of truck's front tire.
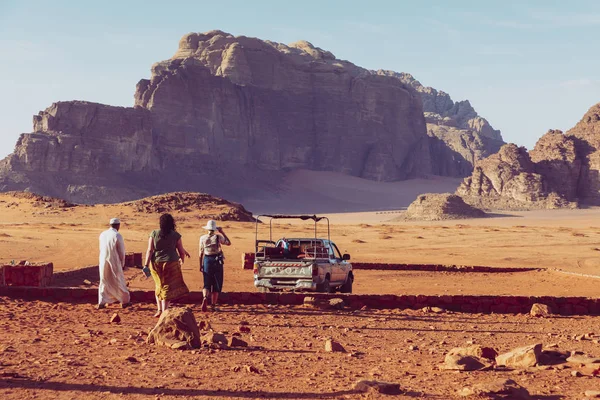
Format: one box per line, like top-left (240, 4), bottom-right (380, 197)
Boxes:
top-left (340, 274), bottom-right (353, 293)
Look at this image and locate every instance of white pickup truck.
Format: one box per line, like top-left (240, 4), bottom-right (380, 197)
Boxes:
top-left (253, 215), bottom-right (353, 293)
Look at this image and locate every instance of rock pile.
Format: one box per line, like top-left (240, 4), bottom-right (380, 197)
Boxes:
top-left (121, 192), bottom-right (255, 222)
top-left (402, 193), bottom-right (486, 221)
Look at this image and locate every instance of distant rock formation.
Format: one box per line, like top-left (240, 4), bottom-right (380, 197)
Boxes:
top-left (457, 102), bottom-right (600, 209)
top-left (401, 193), bottom-right (486, 221)
top-left (0, 30), bottom-right (502, 204)
top-left (379, 72), bottom-right (504, 176)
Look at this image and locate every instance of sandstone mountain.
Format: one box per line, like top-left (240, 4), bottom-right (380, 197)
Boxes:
top-left (380, 72), bottom-right (504, 176)
top-left (458, 102), bottom-right (600, 209)
top-left (0, 30), bottom-right (502, 204)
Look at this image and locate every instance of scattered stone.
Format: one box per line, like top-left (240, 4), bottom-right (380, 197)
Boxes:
top-left (572, 370), bottom-right (582, 377)
top-left (172, 371), bottom-right (186, 379)
top-left (496, 344), bottom-right (541, 368)
top-left (353, 380), bottom-right (402, 395)
top-left (109, 338), bottom-right (118, 345)
top-left (585, 390), bottom-right (600, 398)
top-left (422, 306), bottom-right (446, 313)
top-left (124, 356), bottom-right (138, 363)
top-left (325, 339), bottom-right (346, 353)
top-left (239, 326), bottom-right (251, 333)
top-left (408, 345), bottom-right (418, 351)
top-left (197, 319), bottom-right (212, 331)
top-left (110, 313), bottom-right (121, 324)
top-left (202, 332), bottom-right (228, 346)
top-left (567, 354), bottom-right (600, 364)
top-left (147, 307), bottom-right (201, 350)
top-left (304, 297), bottom-right (317, 307)
top-left (530, 303), bottom-right (553, 317)
top-left (458, 379), bottom-right (531, 399)
top-left (329, 298), bottom-right (345, 310)
top-left (228, 337), bottom-right (248, 348)
top-left (440, 354), bottom-right (492, 371)
top-left (245, 365), bottom-right (260, 374)
top-left (448, 345), bottom-right (498, 361)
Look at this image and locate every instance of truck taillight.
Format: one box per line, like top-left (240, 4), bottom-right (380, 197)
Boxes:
top-left (253, 262), bottom-right (259, 274)
top-left (312, 264), bottom-right (318, 276)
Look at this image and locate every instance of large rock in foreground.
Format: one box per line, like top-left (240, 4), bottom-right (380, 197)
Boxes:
top-left (402, 193), bottom-right (486, 221)
top-left (147, 307), bottom-right (201, 350)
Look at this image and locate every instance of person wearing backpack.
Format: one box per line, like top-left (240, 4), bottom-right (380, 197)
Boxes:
top-left (144, 213), bottom-right (191, 317)
top-left (199, 220), bottom-right (231, 311)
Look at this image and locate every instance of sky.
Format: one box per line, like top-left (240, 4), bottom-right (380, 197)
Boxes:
top-left (0, 0), bottom-right (599, 159)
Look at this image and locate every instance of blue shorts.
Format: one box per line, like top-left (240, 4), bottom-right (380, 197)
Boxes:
top-left (203, 255), bottom-right (224, 293)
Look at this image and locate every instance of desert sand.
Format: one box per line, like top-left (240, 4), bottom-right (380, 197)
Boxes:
top-left (1, 192), bottom-right (600, 295)
top-left (3, 192), bottom-right (600, 399)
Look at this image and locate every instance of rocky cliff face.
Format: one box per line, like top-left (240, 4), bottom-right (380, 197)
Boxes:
top-left (457, 102), bottom-right (600, 209)
top-left (0, 30), bottom-right (502, 204)
top-left (379, 72), bottom-right (504, 176)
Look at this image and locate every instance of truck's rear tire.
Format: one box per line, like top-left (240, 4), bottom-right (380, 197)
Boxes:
top-left (318, 277), bottom-right (331, 293)
top-left (340, 275), bottom-right (353, 293)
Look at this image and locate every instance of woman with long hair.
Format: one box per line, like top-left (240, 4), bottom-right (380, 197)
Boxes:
top-left (144, 213), bottom-right (191, 317)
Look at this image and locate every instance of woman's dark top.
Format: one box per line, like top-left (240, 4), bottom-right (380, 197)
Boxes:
top-left (151, 230), bottom-right (181, 263)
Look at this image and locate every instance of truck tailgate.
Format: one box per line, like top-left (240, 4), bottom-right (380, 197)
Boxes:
top-left (257, 262), bottom-right (313, 279)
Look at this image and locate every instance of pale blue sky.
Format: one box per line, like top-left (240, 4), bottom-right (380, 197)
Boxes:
top-left (1, 0), bottom-right (598, 159)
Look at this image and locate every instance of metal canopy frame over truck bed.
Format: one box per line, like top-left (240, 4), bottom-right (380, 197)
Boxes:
top-left (254, 214), bottom-right (331, 260)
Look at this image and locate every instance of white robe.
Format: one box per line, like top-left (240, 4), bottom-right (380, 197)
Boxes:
top-left (98, 228), bottom-right (130, 305)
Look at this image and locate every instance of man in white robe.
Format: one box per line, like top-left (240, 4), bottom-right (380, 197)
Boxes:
top-left (98, 218), bottom-right (130, 308)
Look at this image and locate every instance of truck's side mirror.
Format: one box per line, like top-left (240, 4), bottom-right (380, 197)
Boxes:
top-left (342, 253), bottom-right (351, 261)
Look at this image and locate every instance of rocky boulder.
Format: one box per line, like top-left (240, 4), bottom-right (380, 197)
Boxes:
top-left (402, 193), bottom-right (486, 221)
top-left (440, 354), bottom-right (492, 371)
top-left (530, 303), bottom-right (554, 318)
top-left (495, 343), bottom-right (542, 368)
top-left (147, 307), bottom-right (201, 350)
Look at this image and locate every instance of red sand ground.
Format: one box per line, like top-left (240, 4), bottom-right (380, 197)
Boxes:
top-left (2, 299), bottom-right (600, 399)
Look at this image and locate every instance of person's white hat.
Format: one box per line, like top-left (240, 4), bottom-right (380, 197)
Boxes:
top-left (203, 220), bottom-right (218, 231)
top-left (109, 218), bottom-right (121, 225)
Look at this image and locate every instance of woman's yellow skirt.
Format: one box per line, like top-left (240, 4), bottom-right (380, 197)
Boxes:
top-left (150, 260), bottom-right (189, 301)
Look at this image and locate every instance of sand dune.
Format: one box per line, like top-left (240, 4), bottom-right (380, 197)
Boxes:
top-left (241, 170), bottom-right (462, 214)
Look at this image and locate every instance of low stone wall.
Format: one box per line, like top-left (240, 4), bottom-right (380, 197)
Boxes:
top-left (1, 286), bottom-right (598, 316)
top-left (240, 252), bottom-right (535, 273)
top-left (1, 262), bottom-right (53, 287)
top-left (52, 265), bottom-right (99, 282)
top-left (125, 253), bottom-right (143, 268)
